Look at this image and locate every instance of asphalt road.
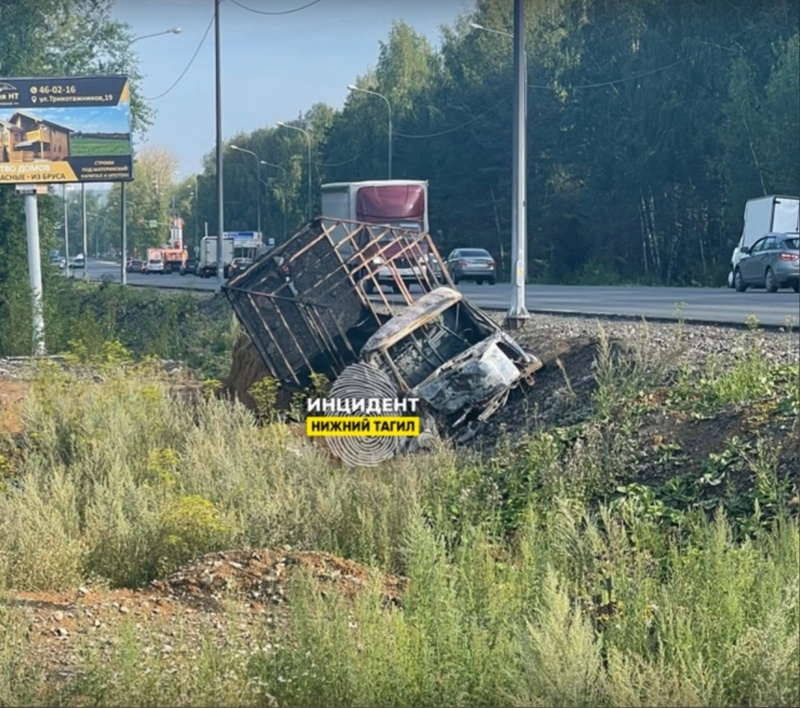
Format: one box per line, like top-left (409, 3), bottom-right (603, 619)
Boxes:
top-left (72, 259), bottom-right (800, 328)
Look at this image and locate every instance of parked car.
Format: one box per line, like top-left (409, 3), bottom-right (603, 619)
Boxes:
top-left (228, 257), bottom-right (253, 278)
top-left (126, 258), bottom-right (146, 273)
top-left (733, 233), bottom-right (799, 293)
top-left (145, 257), bottom-right (165, 274)
top-left (179, 257), bottom-right (199, 276)
top-left (445, 248), bottom-right (496, 285)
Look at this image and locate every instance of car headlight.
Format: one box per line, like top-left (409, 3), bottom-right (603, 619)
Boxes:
top-left (371, 257), bottom-right (385, 266)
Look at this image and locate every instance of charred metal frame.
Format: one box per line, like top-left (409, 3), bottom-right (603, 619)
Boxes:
top-left (223, 218), bottom-right (452, 389)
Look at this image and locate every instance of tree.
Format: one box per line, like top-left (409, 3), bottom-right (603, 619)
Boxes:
top-left (0, 0), bottom-right (150, 354)
top-left (105, 147), bottom-right (180, 257)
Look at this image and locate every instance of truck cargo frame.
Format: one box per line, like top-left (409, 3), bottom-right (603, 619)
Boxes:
top-left (223, 217), bottom-right (451, 390)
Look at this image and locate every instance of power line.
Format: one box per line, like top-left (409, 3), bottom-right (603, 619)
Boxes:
top-left (144, 13), bottom-right (214, 101)
top-left (229, 0), bottom-right (324, 15)
top-left (313, 144), bottom-right (376, 167)
top-left (394, 97), bottom-right (507, 140)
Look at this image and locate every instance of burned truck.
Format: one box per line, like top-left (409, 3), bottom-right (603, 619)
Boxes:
top-left (223, 216), bottom-right (542, 454)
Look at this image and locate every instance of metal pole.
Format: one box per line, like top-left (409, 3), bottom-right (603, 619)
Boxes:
top-left (24, 191), bottom-right (45, 355)
top-left (121, 181), bottom-right (128, 285)
top-left (505, 0), bottom-right (530, 329)
top-left (194, 178), bottom-right (199, 257)
top-left (82, 183), bottom-right (89, 281)
top-left (388, 107), bottom-right (392, 180)
top-left (215, 0), bottom-right (224, 284)
top-left (305, 134), bottom-right (311, 221)
top-left (347, 86), bottom-right (392, 179)
top-left (63, 184), bottom-right (71, 278)
top-left (256, 160), bottom-right (262, 236)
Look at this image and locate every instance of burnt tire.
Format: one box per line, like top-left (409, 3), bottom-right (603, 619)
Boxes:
top-left (765, 268), bottom-right (778, 293)
top-left (734, 269), bottom-right (747, 292)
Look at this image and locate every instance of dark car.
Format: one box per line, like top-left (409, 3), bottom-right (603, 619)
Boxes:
top-left (734, 233), bottom-right (800, 293)
top-left (445, 248), bottom-right (496, 285)
top-left (228, 257), bottom-right (253, 278)
top-left (125, 258), bottom-right (146, 273)
top-left (179, 257), bottom-right (199, 276)
top-left (198, 262), bottom-right (232, 278)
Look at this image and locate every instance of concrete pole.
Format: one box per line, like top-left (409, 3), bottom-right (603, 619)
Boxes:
top-left (82, 183), bottom-right (89, 281)
top-left (63, 184), bottom-right (71, 278)
top-left (24, 192), bottom-right (45, 355)
top-left (505, 0), bottom-right (530, 329)
top-left (121, 181), bottom-right (128, 285)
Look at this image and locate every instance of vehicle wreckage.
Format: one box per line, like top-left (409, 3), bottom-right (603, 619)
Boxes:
top-left (223, 217), bottom-right (542, 461)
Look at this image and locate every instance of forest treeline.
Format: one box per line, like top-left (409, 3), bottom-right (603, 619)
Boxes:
top-left (173, 0), bottom-right (798, 286)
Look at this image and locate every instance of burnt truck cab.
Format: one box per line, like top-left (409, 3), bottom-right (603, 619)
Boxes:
top-left (358, 287), bottom-right (543, 439)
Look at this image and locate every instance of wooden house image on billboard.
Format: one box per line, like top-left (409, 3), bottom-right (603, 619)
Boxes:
top-left (0, 111), bottom-right (72, 163)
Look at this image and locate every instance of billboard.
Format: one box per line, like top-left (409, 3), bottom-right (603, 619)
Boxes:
top-left (0, 75), bottom-right (133, 184)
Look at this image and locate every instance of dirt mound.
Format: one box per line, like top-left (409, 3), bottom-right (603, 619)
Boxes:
top-left (151, 548), bottom-right (405, 608)
top-left (223, 334), bottom-right (269, 409)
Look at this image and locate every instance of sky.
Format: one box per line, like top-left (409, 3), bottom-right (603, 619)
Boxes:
top-left (111, 0), bottom-right (475, 180)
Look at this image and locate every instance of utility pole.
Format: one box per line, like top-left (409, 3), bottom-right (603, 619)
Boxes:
top-left (215, 0), bottom-right (225, 284)
top-left (505, 0), bottom-right (530, 330)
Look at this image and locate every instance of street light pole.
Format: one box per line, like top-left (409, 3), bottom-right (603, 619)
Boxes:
top-left (231, 145), bottom-right (262, 236)
top-left (193, 175), bottom-right (199, 257)
top-left (215, 0), bottom-right (225, 284)
top-left (276, 121), bottom-right (312, 221)
top-left (261, 160), bottom-right (288, 242)
top-left (347, 85), bottom-right (392, 179)
top-left (122, 25), bottom-right (181, 286)
top-left (470, 9), bottom-right (530, 329)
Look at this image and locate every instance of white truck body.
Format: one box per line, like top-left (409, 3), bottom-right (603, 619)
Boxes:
top-left (728, 195), bottom-right (799, 286)
top-left (199, 236), bottom-right (235, 270)
top-left (320, 180), bottom-right (430, 285)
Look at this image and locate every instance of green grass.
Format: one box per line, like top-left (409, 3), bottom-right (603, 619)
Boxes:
top-left (0, 321), bottom-right (797, 706)
top-left (69, 136), bottom-right (131, 157)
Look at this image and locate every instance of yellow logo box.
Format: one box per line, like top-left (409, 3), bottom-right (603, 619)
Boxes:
top-left (306, 416), bottom-right (420, 437)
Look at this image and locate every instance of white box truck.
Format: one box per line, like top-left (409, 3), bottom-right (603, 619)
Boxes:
top-left (320, 180), bottom-right (431, 291)
top-left (728, 195), bottom-right (799, 287)
top-left (197, 236), bottom-right (235, 277)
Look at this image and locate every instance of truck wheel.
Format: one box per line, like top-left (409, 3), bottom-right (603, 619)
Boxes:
top-left (793, 281), bottom-right (799, 293)
top-left (765, 268), bottom-right (778, 293)
top-left (734, 269), bottom-right (747, 292)
top-left (488, 277), bottom-right (496, 285)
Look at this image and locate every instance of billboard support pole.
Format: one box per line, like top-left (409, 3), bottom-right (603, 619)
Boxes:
top-left (24, 190), bottom-right (46, 355)
top-left (121, 182), bottom-right (128, 286)
top-left (63, 184), bottom-right (71, 278)
top-left (82, 183), bottom-right (89, 281)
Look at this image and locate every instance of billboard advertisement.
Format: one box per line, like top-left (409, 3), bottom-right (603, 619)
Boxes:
top-left (0, 75), bottom-right (133, 184)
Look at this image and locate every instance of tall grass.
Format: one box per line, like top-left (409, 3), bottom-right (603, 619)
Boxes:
top-left (0, 353), bottom-right (798, 706)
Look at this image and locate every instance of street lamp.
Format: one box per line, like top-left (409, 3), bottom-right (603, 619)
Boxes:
top-left (231, 145), bottom-right (262, 236)
top-left (276, 121), bottom-right (312, 221)
top-left (470, 5), bottom-right (530, 329)
top-left (347, 84), bottom-right (392, 179)
top-left (261, 160), bottom-right (288, 242)
top-left (129, 27), bottom-right (182, 45)
top-left (121, 25), bottom-right (182, 286)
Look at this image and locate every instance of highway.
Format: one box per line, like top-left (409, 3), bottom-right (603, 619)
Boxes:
top-left (70, 259), bottom-right (800, 328)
